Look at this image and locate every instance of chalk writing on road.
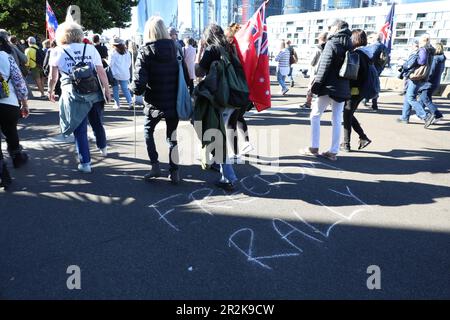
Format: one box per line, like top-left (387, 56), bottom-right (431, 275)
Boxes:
top-left (146, 160), bottom-right (373, 270)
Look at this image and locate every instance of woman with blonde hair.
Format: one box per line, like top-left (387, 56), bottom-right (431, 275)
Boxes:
top-left (131, 16), bottom-right (189, 184)
top-left (48, 21), bottom-right (111, 173)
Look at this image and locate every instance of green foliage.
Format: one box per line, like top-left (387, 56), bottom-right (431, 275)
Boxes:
top-left (0, 0), bottom-right (137, 39)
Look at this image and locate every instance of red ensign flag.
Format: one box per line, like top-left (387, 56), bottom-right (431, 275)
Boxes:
top-left (234, 2), bottom-right (271, 112)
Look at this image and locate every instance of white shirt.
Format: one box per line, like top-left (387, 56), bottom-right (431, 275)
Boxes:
top-left (49, 43), bottom-right (102, 75)
top-left (109, 50), bottom-right (132, 81)
top-left (275, 49), bottom-right (291, 76)
top-left (0, 51), bottom-right (19, 107)
top-left (183, 45), bottom-right (196, 80)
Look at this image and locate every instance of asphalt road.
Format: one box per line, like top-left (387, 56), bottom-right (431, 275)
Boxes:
top-left (1, 79), bottom-right (449, 299)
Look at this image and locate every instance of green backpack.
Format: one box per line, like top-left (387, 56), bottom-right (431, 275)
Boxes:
top-left (215, 47), bottom-right (250, 109)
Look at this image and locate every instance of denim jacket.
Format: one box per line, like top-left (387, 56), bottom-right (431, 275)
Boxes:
top-left (59, 77), bottom-right (104, 136)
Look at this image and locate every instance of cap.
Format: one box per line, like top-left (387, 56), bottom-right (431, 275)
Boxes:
top-left (168, 27), bottom-right (178, 35)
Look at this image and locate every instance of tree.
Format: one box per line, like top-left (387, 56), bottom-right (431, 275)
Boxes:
top-left (0, 0), bottom-right (137, 39)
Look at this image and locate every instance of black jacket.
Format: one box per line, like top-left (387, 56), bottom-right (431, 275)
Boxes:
top-left (131, 39), bottom-right (188, 118)
top-left (350, 49), bottom-right (370, 90)
top-left (312, 28), bottom-right (353, 101)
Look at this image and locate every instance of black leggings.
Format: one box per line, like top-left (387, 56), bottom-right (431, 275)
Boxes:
top-left (343, 96), bottom-right (368, 144)
top-left (227, 107), bottom-right (249, 155)
top-left (0, 104), bottom-right (21, 161)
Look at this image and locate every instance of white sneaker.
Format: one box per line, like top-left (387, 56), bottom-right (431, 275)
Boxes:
top-left (433, 116), bottom-right (443, 124)
top-left (240, 143), bottom-right (254, 155)
top-left (99, 147), bottom-right (108, 157)
top-left (409, 114), bottom-right (421, 122)
top-left (282, 88), bottom-right (289, 96)
top-left (113, 103), bottom-right (120, 109)
top-left (77, 163), bottom-right (92, 173)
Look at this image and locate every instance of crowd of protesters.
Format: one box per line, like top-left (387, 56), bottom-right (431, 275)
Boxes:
top-left (0, 16), bottom-right (447, 191)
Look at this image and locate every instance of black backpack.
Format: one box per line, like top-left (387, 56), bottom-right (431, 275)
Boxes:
top-left (31, 46), bottom-right (46, 68)
top-left (339, 50), bottom-right (360, 80)
top-left (62, 43), bottom-right (100, 95)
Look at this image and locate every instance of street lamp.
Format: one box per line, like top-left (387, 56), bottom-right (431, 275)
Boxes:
top-left (195, 0), bottom-right (204, 40)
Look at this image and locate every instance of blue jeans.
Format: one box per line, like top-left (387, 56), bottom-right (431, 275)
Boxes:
top-left (401, 80), bottom-right (427, 120)
top-left (220, 163), bottom-right (237, 184)
top-left (113, 80), bottom-right (132, 105)
top-left (419, 85), bottom-right (442, 118)
top-left (288, 66), bottom-right (294, 82)
top-left (73, 101), bottom-right (107, 165)
top-left (277, 71), bottom-right (287, 92)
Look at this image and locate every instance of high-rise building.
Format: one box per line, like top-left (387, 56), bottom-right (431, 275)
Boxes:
top-left (328, 0), bottom-right (360, 9)
top-left (137, 0), bottom-right (178, 33)
top-left (283, 0), bottom-right (322, 14)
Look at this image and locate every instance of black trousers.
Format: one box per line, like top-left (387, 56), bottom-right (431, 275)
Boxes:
top-left (144, 111), bottom-right (179, 172)
top-left (343, 96), bottom-right (368, 145)
top-left (0, 104), bottom-right (21, 161)
top-left (227, 107), bottom-right (249, 155)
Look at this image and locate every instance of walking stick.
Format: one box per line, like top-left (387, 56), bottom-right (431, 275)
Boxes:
top-left (131, 41), bottom-right (137, 159)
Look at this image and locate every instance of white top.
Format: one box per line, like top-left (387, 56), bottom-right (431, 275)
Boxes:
top-left (0, 51), bottom-right (19, 107)
top-left (49, 43), bottom-right (102, 75)
top-left (109, 50), bottom-right (132, 81)
top-left (275, 49), bottom-right (290, 76)
top-left (183, 45), bottom-right (196, 80)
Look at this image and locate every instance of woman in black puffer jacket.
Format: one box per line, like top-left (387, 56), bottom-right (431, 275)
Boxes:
top-left (131, 16), bottom-right (188, 185)
top-left (303, 19), bottom-right (352, 161)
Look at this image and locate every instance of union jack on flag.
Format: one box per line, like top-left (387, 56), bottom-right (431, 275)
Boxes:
top-left (380, 3), bottom-right (395, 56)
top-left (251, 4), bottom-right (269, 57)
top-left (234, 2), bottom-right (271, 112)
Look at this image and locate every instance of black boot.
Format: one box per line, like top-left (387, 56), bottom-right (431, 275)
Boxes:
top-left (9, 146), bottom-right (28, 169)
top-left (0, 161), bottom-right (12, 190)
top-left (144, 162), bottom-right (161, 181)
top-left (169, 170), bottom-right (180, 185)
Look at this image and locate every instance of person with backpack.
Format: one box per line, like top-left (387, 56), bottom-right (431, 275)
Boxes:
top-left (131, 16), bottom-right (188, 185)
top-left (93, 34), bottom-right (108, 65)
top-left (418, 42), bottom-right (446, 124)
top-left (341, 29), bottom-right (373, 153)
top-left (0, 38), bottom-right (30, 189)
top-left (397, 34), bottom-right (435, 128)
top-left (109, 38), bottom-right (133, 110)
top-left (302, 19), bottom-right (352, 161)
top-left (362, 33), bottom-right (388, 111)
top-left (195, 24), bottom-right (247, 191)
top-left (25, 37), bottom-right (46, 99)
top-left (47, 22), bottom-right (111, 173)
top-left (286, 40), bottom-right (298, 87)
top-left (275, 40), bottom-right (291, 96)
